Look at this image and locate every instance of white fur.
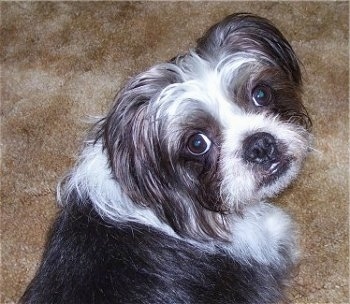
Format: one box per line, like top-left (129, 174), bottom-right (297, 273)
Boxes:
top-left (220, 113), bottom-right (310, 208)
top-left (224, 203), bottom-right (299, 265)
top-left (57, 142), bottom-right (177, 237)
top-left (155, 53), bottom-right (254, 122)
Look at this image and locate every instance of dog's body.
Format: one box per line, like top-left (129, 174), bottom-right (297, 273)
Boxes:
top-left (21, 14), bottom-right (311, 304)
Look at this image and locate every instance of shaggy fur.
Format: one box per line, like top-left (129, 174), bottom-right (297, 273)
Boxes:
top-left (20, 13), bottom-right (311, 304)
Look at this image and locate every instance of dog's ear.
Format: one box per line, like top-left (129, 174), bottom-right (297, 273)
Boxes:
top-left (101, 65), bottom-right (181, 206)
top-left (196, 13), bottom-right (302, 86)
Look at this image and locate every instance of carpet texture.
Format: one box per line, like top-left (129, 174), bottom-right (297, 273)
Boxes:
top-left (1, 2), bottom-right (349, 303)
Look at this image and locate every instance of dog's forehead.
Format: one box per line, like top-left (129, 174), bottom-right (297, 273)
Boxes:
top-left (154, 53), bottom-right (259, 126)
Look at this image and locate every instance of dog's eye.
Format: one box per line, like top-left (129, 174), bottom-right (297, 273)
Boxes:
top-left (252, 85), bottom-right (273, 107)
top-left (187, 133), bottom-right (212, 155)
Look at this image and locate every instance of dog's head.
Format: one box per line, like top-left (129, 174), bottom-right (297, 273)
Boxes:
top-left (101, 13), bottom-right (311, 238)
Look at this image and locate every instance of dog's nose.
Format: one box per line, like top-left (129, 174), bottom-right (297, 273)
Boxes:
top-left (243, 132), bottom-right (278, 165)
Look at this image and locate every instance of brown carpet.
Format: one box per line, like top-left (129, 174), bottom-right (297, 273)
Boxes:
top-left (1, 2), bottom-right (349, 303)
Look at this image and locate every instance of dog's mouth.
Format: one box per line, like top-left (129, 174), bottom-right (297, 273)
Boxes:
top-left (259, 158), bottom-right (292, 186)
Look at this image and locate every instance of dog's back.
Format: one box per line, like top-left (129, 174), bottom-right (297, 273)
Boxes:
top-left (21, 197), bottom-right (289, 304)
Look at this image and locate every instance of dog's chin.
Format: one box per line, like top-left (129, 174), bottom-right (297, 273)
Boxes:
top-left (256, 159), bottom-right (302, 200)
top-left (222, 157), bottom-right (302, 212)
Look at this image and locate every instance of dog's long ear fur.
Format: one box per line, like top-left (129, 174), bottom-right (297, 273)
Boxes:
top-left (196, 13), bottom-right (311, 130)
top-left (196, 13), bottom-right (302, 86)
top-left (101, 65), bottom-right (181, 208)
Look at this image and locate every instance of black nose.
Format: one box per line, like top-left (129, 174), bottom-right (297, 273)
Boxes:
top-left (243, 132), bottom-right (279, 165)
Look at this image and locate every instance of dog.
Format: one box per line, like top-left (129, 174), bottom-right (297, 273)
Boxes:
top-left (21, 13), bottom-right (311, 304)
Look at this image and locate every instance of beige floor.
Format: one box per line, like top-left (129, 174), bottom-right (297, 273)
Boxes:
top-left (1, 2), bottom-right (349, 303)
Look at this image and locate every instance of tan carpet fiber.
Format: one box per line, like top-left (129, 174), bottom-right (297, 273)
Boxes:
top-left (1, 2), bottom-right (349, 303)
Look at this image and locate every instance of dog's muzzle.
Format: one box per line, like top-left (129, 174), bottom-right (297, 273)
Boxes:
top-left (243, 132), bottom-right (290, 186)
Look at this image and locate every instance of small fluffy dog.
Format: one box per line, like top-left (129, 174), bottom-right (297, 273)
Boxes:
top-left (21, 13), bottom-right (311, 304)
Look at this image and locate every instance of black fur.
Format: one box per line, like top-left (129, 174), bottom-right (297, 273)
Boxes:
top-left (21, 194), bottom-right (290, 304)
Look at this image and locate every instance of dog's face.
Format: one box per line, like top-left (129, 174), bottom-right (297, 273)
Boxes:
top-left (102, 14), bottom-right (311, 238)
